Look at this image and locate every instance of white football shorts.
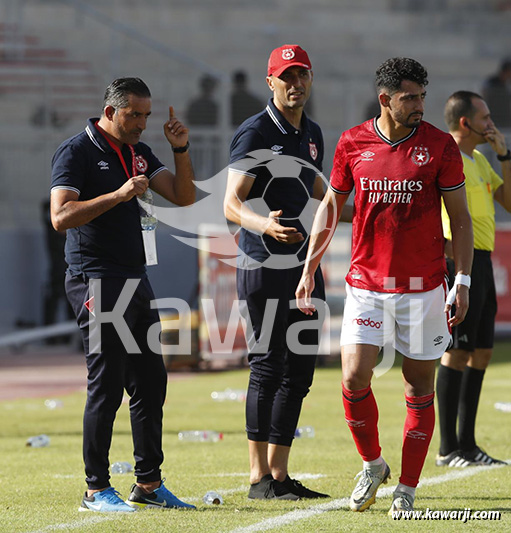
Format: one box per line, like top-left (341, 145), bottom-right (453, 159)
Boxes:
top-left (340, 282), bottom-right (451, 360)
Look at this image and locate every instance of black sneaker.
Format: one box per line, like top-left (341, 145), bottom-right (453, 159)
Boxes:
top-left (435, 450), bottom-right (469, 467)
top-left (248, 474), bottom-right (300, 500)
top-left (461, 446), bottom-right (507, 466)
top-left (277, 476), bottom-right (330, 499)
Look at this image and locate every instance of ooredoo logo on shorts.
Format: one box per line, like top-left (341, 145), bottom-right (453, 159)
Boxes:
top-left (352, 317), bottom-right (382, 329)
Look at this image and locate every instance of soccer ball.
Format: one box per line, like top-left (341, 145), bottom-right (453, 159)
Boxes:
top-left (237, 149), bottom-right (333, 270)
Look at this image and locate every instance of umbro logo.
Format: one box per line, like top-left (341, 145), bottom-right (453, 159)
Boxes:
top-left (407, 430), bottom-right (428, 440)
top-left (345, 418), bottom-right (366, 428)
top-left (98, 160), bottom-right (109, 170)
top-left (360, 151), bottom-right (375, 161)
top-left (433, 335), bottom-right (444, 346)
top-left (271, 145), bottom-right (283, 154)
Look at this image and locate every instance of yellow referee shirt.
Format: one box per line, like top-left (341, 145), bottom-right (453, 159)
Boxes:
top-left (442, 149), bottom-right (503, 251)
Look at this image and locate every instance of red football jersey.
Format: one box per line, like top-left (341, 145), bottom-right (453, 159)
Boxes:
top-left (330, 118), bottom-right (464, 293)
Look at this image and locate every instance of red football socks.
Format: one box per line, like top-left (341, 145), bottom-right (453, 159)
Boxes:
top-left (400, 392), bottom-right (435, 487)
top-left (342, 384), bottom-right (381, 462)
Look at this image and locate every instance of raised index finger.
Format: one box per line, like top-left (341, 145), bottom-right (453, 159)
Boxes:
top-left (169, 106), bottom-right (175, 120)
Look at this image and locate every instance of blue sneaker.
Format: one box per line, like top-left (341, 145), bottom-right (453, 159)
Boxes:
top-left (126, 478), bottom-right (196, 510)
top-left (79, 487), bottom-right (136, 512)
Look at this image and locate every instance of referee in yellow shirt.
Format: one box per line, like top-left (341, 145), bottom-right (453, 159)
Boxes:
top-left (436, 91), bottom-right (511, 467)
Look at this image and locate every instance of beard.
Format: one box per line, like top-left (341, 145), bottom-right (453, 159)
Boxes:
top-left (403, 112), bottom-right (423, 128)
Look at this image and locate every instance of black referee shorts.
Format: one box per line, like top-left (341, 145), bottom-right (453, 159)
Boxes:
top-left (447, 249), bottom-right (497, 352)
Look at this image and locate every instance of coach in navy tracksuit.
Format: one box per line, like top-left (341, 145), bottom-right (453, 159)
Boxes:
top-left (224, 45), bottom-right (329, 500)
top-left (50, 78), bottom-right (196, 512)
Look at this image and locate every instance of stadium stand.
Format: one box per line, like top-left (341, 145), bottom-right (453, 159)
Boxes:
top-left (0, 0), bottom-right (510, 341)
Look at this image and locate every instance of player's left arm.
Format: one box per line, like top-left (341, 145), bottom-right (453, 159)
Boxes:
top-left (442, 186), bottom-right (474, 326)
top-left (149, 106), bottom-right (196, 206)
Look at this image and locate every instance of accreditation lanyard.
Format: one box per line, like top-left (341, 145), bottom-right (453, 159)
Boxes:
top-left (95, 122), bottom-right (158, 265)
top-left (95, 122), bottom-right (137, 179)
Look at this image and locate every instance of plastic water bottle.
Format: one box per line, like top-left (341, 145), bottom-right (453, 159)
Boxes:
top-left (138, 190), bottom-right (158, 231)
top-left (495, 402), bottom-right (511, 413)
top-left (178, 430), bottom-right (223, 442)
top-left (294, 426), bottom-right (315, 438)
top-left (211, 388), bottom-right (247, 402)
top-left (111, 461), bottom-right (134, 474)
top-left (203, 491), bottom-right (224, 505)
top-left (44, 399), bottom-right (63, 410)
top-left (26, 434), bottom-right (50, 447)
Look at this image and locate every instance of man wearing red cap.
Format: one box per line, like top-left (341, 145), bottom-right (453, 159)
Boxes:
top-left (224, 45), bottom-right (330, 500)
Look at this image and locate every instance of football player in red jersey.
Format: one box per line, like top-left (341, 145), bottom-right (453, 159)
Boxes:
top-left (296, 58), bottom-right (473, 513)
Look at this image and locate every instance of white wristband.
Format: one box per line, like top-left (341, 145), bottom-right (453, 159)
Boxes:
top-left (454, 273), bottom-right (471, 288)
top-left (446, 273), bottom-right (471, 306)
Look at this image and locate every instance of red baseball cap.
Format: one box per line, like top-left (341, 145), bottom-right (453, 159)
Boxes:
top-left (267, 44), bottom-right (312, 77)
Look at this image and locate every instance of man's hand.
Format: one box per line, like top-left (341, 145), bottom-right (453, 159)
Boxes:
top-left (164, 106), bottom-right (189, 149)
top-left (445, 284), bottom-right (469, 327)
top-left (296, 273), bottom-right (316, 315)
top-left (484, 125), bottom-right (508, 156)
top-left (116, 175), bottom-right (149, 202)
top-left (263, 210), bottom-right (304, 243)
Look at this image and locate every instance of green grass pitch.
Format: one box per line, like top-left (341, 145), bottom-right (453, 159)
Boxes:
top-left (0, 342), bottom-right (510, 532)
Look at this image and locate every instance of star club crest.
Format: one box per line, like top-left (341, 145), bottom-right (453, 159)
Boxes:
top-left (282, 48), bottom-right (295, 60)
top-left (134, 155), bottom-right (148, 174)
top-left (309, 142), bottom-right (318, 161)
top-left (411, 146), bottom-right (430, 166)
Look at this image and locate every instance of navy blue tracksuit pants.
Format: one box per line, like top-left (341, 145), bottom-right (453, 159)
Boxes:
top-left (238, 265), bottom-right (325, 447)
top-left (66, 274), bottom-right (167, 490)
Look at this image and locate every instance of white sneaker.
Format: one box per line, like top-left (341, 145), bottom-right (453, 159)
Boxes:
top-left (388, 490), bottom-right (414, 516)
top-left (349, 461), bottom-right (391, 512)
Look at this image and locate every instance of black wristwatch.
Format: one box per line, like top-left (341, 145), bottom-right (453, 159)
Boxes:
top-left (172, 141), bottom-right (190, 153)
top-left (497, 149), bottom-right (511, 161)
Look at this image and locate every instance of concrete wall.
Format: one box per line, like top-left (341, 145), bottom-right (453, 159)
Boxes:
top-left (1, 0), bottom-right (511, 332)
